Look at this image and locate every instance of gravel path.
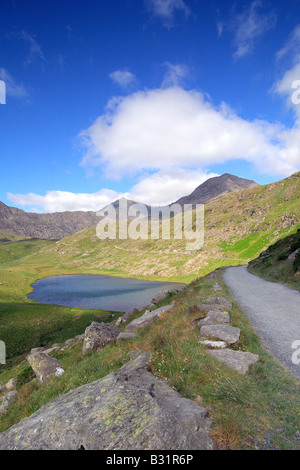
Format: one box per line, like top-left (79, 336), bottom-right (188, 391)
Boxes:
top-left (223, 266), bottom-right (300, 381)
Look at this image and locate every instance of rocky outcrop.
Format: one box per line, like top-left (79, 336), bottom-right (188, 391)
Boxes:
top-left (115, 308), bottom-right (139, 326)
top-left (0, 354), bottom-right (215, 450)
top-left (208, 349), bottom-right (259, 374)
top-left (195, 292), bottom-right (259, 374)
top-left (199, 340), bottom-right (227, 349)
top-left (82, 322), bottom-right (120, 355)
top-left (189, 297), bottom-right (232, 315)
top-left (27, 352), bottom-right (65, 383)
top-left (198, 311), bottom-right (230, 326)
top-left (0, 201), bottom-right (99, 240)
top-left (200, 325), bottom-right (241, 345)
top-left (0, 377), bottom-right (17, 394)
top-left (204, 297), bottom-right (232, 312)
top-left (5, 377), bottom-right (18, 391)
top-left (213, 283), bottom-right (222, 291)
top-left (30, 347), bottom-right (47, 354)
top-left (288, 248), bottom-right (300, 261)
top-left (124, 305), bottom-right (173, 332)
top-left (148, 287), bottom-right (183, 308)
top-left (150, 290), bottom-right (169, 305)
top-left (117, 332), bottom-right (138, 341)
top-left (0, 391), bottom-right (18, 416)
top-left (188, 304), bottom-right (208, 315)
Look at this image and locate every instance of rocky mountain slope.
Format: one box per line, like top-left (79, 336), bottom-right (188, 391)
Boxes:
top-left (175, 173), bottom-right (258, 206)
top-left (100, 197), bottom-right (153, 220)
top-left (0, 173), bottom-right (257, 239)
top-left (16, 172), bottom-right (300, 283)
top-left (0, 202), bottom-right (99, 240)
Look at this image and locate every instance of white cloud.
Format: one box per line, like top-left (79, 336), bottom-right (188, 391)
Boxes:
top-left (232, 1), bottom-right (276, 59)
top-left (20, 30), bottom-right (45, 67)
top-left (147, 0), bottom-right (190, 26)
top-left (128, 169), bottom-right (218, 206)
top-left (10, 27), bottom-right (300, 215)
top-left (80, 86), bottom-right (299, 180)
top-left (7, 189), bottom-right (125, 213)
top-left (276, 24), bottom-right (300, 62)
top-left (273, 25), bottom-right (300, 118)
top-left (274, 63), bottom-right (300, 116)
top-left (216, 21), bottom-right (223, 38)
top-left (7, 170), bottom-right (219, 212)
top-left (162, 62), bottom-right (189, 88)
top-left (0, 68), bottom-right (29, 99)
top-left (109, 69), bottom-right (137, 89)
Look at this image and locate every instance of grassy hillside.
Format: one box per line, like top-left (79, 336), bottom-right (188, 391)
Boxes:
top-left (0, 269), bottom-right (299, 450)
top-left (249, 228), bottom-right (300, 291)
top-left (0, 231), bottom-right (26, 242)
top-left (0, 234), bottom-right (55, 264)
top-left (13, 171), bottom-right (300, 283)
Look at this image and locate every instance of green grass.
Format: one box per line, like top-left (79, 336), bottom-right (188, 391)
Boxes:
top-left (0, 236), bottom-right (54, 264)
top-left (0, 231), bottom-right (25, 242)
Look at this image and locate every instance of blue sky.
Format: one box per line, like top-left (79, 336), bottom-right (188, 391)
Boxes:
top-left (1, 0), bottom-right (300, 212)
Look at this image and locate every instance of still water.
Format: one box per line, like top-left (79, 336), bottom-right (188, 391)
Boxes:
top-left (28, 275), bottom-right (184, 312)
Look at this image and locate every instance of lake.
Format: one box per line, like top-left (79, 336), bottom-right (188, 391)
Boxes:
top-left (28, 275), bottom-right (184, 312)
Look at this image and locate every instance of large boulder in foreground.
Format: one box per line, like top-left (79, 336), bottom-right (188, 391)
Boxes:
top-left (0, 354), bottom-right (215, 450)
top-left (27, 352), bottom-right (65, 383)
top-left (82, 322), bottom-right (120, 355)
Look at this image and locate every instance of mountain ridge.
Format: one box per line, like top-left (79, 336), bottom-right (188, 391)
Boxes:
top-left (16, 171), bottom-right (299, 283)
top-left (174, 173), bottom-right (258, 206)
top-left (0, 173), bottom-right (260, 239)
top-left (0, 202), bottom-right (99, 240)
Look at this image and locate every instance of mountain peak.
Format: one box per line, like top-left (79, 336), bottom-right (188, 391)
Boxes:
top-left (175, 173), bottom-right (258, 206)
